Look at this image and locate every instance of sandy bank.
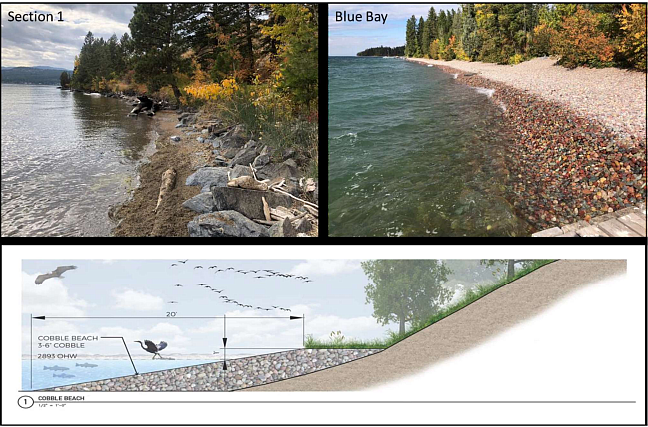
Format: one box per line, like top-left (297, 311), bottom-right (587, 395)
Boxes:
top-left (248, 260), bottom-right (626, 391)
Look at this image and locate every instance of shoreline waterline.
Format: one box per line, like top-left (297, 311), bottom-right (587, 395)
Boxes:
top-left (406, 57), bottom-right (646, 231)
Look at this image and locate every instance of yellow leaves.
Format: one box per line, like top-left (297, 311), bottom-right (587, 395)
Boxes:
top-left (184, 78), bottom-right (240, 102)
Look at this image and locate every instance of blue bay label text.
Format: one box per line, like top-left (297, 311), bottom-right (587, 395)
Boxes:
top-left (335, 11), bottom-right (387, 24)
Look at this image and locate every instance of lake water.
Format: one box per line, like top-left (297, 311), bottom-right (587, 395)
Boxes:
top-left (1, 85), bottom-right (155, 237)
top-left (328, 57), bottom-right (533, 237)
top-left (22, 359), bottom-right (221, 390)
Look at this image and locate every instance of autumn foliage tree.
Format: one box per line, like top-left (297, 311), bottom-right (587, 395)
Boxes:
top-left (551, 6), bottom-right (614, 68)
top-left (617, 4), bottom-right (647, 71)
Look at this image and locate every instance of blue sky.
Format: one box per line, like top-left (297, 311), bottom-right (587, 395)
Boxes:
top-left (21, 259), bottom-right (395, 357)
top-left (329, 4), bottom-right (460, 56)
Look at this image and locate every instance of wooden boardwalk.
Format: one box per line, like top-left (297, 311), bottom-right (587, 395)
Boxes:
top-left (533, 203), bottom-right (647, 237)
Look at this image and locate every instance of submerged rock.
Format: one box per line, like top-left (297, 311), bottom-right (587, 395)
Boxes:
top-left (187, 211), bottom-right (269, 237)
top-left (185, 167), bottom-right (229, 192)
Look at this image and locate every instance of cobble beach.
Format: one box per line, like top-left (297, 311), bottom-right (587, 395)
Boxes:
top-left (408, 57), bottom-right (646, 231)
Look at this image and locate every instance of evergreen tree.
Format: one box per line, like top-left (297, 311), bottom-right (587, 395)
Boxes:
top-left (417, 16), bottom-right (425, 56)
top-left (59, 71), bottom-right (70, 88)
top-left (405, 16), bottom-right (417, 57)
top-left (427, 7), bottom-right (438, 42)
top-left (461, 4), bottom-right (480, 60)
top-left (129, 3), bottom-right (203, 102)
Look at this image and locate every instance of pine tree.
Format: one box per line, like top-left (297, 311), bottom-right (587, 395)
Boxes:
top-left (129, 4), bottom-right (203, 102)
top-left (461, 4), bottom-right (480, 60)
top-left (405, 16), bottom-right (417, 57)
top-left (417, 16), bottom-right (425, 57)
top-left (427, 7), bottom-right (438, 42)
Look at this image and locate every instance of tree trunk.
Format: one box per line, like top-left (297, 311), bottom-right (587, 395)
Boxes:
top-left (507, 260), bottom-right (516, 280)
top-left (244, 4), bottom-right (254, 83)
top-left (399, 317), bottom-right (406, 335)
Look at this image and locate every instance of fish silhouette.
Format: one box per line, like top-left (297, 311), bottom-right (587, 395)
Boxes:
top-left (76, 362), bottom-right (98, 368)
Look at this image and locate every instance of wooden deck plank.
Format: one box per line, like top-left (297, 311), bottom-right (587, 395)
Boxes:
top-left (575, 225), bottom-right (609, 237)
top-left (616, 213), bottom-right (647, 236)
top-left (597, 218), bottom-right (641, 237)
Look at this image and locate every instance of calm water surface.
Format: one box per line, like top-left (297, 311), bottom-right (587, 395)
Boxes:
top-left (328, 57), bottom-right (532, 237)
top-left (1, 85), bottom-right (154, 236)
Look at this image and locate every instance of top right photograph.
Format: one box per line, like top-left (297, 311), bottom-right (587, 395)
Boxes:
top-left (328, 3), bottom-right (647, 237)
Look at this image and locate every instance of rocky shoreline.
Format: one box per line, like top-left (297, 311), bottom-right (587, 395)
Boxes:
top-left (407, 58), bottom-right (646, 231)
top-left (44, 349), bottom-right (380, 391)
top-left (94, 91), bottom-right (318, 237)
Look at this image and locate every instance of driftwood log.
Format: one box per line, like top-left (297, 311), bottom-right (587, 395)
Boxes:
top-left (227, 175), bottom-right (268, 191)
top-left (154, 168), bottom-right (177, 213)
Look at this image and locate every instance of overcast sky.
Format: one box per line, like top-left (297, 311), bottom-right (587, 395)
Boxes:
top-left (329, 4), bottom-right (460, 56)
top-left (1, 4), bottom-right (134, 69)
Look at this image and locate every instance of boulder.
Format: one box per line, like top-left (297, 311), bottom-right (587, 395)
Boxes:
top-left (211, 187), bottom-right (292, 220)
top-left (187, 211), bottom-right (269, 237)
top-left (230, 140), bottom-right (259, 166)
top-left (197, 137), bottom-right (205, 143)
top-left (257, 159), bottom-right (300, 181)
top-left (253, 153), bottom-right (271, 168)
top-left (269, 219), bottom-right (297, 237)
top-left (221, 146), bottom-right (240, 158)
top-left (230, 164), bottom-right (252, 179)
top-left (292, 217), bottom-right (312, 234)
top-left (182, 192), bottom-right (215, 214)
top-left (185, 167), bottom-right (229, 192)
top-left (282, 148), bottom-right (296, 160)
top-left (170, 136), bottom-right (181, 142)
top-left (220, 125), bottom-right (247, 150)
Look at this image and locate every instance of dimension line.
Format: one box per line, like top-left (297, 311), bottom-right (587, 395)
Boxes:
top-left (34, 316), bottom-right (300, 319)
top-left (30, 312), bottom-right (33, 389)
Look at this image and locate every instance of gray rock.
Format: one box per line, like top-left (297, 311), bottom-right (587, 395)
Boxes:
top-left (230, 164), bottom-right (252, 179)
top-left (185, 167), bottom-right (229, 192)
top-left (230, 140), bottom-right (259, 166)
top-left (202, 129), bottom-right (209, 134)
top-left (182, 192), bottom-right (215, 214)
top-left (253, 153), bottom-right (271, 168)
top-left (257, 159), bottom-right (300, 181)
top-left (282, 148), bottom-right (295, 160)
top-left (220, 125), bottom-right (247, 150)
top-left (293, 217), bottom-right (312, 234)
top-left (175, 123), bottom-right (186, 128)
top-left (197, 137), bottom-right (205, 143)
top-left (212, 156), bottom-right (228, 167)
top-left (170, 136), bottom-right (181, 142)
top-left (187, 211), bottom-right (269, 237)
top-left (212, 187), bottom-right (292, 220)
top-left (221, 147), bottom-right (240, 158)
top-left (269, 219), bottom-right (297, 237)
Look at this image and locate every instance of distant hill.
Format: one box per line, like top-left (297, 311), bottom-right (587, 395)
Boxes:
top-left (357, 46), bottom-right (405, 57)
top-left (1, 67), bottom-right (73, 85)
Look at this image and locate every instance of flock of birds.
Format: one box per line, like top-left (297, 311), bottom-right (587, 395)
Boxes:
top-left (167, 261), bottom-right (311, 312)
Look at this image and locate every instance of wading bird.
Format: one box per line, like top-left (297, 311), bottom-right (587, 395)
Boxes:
top-left (134, 340), bottom-right (168, 359)
top-left (35, 266), bottom-right (78, 284)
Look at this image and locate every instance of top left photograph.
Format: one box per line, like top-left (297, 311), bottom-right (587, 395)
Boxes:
top-left (1, 4), bottom-right (320, 238)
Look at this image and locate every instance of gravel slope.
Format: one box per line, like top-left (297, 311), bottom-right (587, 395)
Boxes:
top-left (246, 260), bottom-right (626, 391)
top-left (419, 57), bottom-right (646, 140)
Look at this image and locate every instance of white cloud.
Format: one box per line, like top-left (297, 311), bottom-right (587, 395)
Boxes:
top-left (112, 288), bottom-right (164, 311)
top-left (22, 272), bottom-right (90, 316)
top-left (289, 260), bottom-right (362, 276)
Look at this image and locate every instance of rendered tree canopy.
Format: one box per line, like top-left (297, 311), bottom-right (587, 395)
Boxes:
top-left (362, 260), bottom-right (453, 335)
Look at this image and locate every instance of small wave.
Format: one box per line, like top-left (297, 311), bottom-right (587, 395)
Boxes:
top-left (453, 73), bottom-right (458, 79)
top-left (427, 65), bottom-right (434, 67)
top-left (474, 87), bottom-right (495, 98)
top-left (499, 102), bottom-right (507, 112)
top-left (332, 132), bottom-right (357, 142)
top-left (354, 164), bottom-right (373, 177)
